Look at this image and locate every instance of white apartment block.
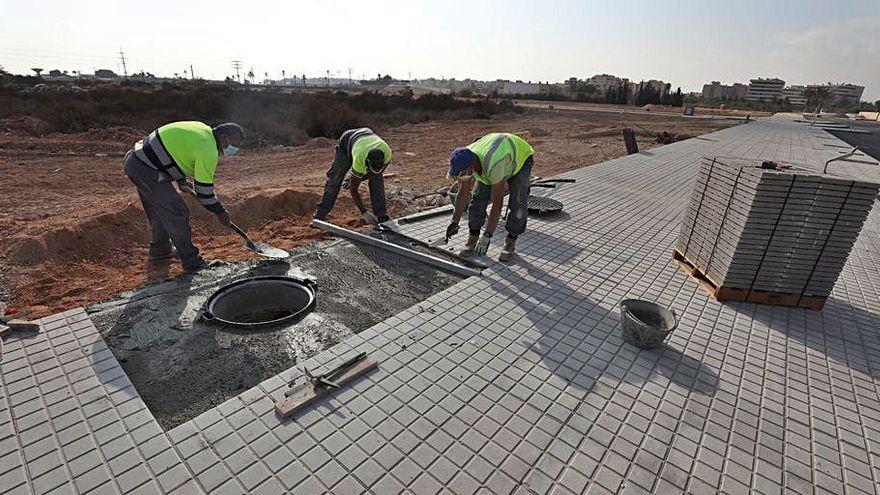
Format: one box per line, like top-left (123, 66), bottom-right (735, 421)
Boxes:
top-left (808, 83), bottom-right (865, 103)
top-left (782, 85), bottom-right (807, 106)
top-left (746, 78), bottom-right (786, 102)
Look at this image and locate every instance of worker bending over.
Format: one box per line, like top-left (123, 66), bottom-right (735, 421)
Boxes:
top-left (123, 121), bottom-right (245, 273)
top-left (445, 132), bottom-right (534, 261)
top-left (313, 127), bottom-right (392, 225)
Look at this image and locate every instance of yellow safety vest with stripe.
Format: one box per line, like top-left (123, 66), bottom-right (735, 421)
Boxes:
top-left (134, 121), bottom-right (224, 213)
top-left (467, 133), bottom-right (534, 185)
top-left (348, 129), bottom-right (392, 178)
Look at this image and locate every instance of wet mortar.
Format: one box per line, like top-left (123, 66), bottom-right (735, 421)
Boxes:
top-left (88, 238), bottom-right (462, 430)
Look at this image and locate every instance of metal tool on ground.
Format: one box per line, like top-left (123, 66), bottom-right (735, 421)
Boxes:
top-left (312, 219), bottom-right (481, 277)
top-left (375, 224), bottom-right (489, 269)
top-left (228, 222), bottom-right (289, 259)
top-left (275, 352), bottom-right (377, 417)
top-left (396, 205), bottom-right (454, 225)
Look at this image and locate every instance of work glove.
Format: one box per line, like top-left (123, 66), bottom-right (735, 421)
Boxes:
top-left (342, 178), bottom-right (352, 191)
top-left (216, 210), bottom-right (232, 227)
top-left (446, 222), bottom-right (460, 240)
top-left (362, 211), bottom-right (379, 225)
top-left (177, 180), bottom-right (195, 197)
top-left (475, 232), bottom-right (492, 255)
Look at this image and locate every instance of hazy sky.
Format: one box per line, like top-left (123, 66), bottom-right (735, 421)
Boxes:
top-left (2, 0), bottom-right (879, 100)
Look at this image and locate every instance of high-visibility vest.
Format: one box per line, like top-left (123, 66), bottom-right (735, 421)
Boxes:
top-left (347, 128), bottom-right (392, 178)
top-left (133, 121), bottom-right (223, 213)
top-left (467, 133), bottom-right (534, 185)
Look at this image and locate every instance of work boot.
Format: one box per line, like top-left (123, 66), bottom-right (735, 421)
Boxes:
top-left (182, 257), bottom-right (221, 274)
top-left (499, 236), bottom-right (517, 261)
top-left (148, 249), bottom-right (177, 262)
top-left (459, 234), bottom-right (479, 257)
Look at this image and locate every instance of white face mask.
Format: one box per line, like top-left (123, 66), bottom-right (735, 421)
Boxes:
top-left (223, 145), bottom-right (239, 156)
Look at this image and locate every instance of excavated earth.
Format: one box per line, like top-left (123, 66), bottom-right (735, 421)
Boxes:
top-left (0, 108), bottom-right (736, 317)
top-left (87, 239), bottom-right (461, 430)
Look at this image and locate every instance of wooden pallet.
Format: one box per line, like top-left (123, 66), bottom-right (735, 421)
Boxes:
top-left (672, 248), bottom-right (826, 310)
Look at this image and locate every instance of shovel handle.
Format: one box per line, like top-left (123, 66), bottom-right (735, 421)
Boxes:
top-left (228, 222), bottom-right (256, 247)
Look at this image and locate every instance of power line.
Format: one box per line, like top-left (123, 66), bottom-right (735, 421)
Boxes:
top-left (231, 60), bottom-right (242, 82)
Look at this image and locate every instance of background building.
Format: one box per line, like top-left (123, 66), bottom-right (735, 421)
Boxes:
top-left (701, 81), bottom-right (748, 100)
top-left (808, 83), bottom-right (865, 104)
top-left (782, 85), bottom-right (807, 106)
top-left (586, 74), bottom-right (625, 94)
top-left (746, 78), bottom-right (786, 102)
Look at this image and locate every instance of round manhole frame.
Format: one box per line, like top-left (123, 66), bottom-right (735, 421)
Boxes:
top-left (202, 275), bottom-right (317, 328)
top-left (527, 195), bottom-right (564, 215)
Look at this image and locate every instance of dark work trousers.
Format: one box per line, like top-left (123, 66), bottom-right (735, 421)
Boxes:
top-left (468, 155), bottom-right (534, 238)
top-left (123, 150), bottom-right (204, 269)
top-left (314, 133), bottom-right (388, 221)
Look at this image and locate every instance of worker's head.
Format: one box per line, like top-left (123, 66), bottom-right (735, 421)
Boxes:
top-left (366, 149), bottom-right (387, 174)
top-left (447, 147), bottom-right (478, 182)
top-left (212, 123), bottom-right (246, 156)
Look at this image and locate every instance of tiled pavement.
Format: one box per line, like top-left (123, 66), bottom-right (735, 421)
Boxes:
top-left (2, 118), bottom-right (880, 494)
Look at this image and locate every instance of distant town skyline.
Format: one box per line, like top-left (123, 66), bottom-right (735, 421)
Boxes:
top-left (2, 0), bottom-right (879, 100)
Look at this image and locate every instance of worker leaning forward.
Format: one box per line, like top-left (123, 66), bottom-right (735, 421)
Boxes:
top-left (313, 127), bottom-right (392, 225)
top-left (123, 121), bottom-right (245, 273)
top-left (445, 132), bottom-right (534, 261)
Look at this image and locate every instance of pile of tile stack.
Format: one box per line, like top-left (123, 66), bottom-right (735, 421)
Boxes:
top-left (674, 157), bottom-right (879, 309)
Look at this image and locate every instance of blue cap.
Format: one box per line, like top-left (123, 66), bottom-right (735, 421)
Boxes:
top-left (449, 147), bottom-right (476, 177)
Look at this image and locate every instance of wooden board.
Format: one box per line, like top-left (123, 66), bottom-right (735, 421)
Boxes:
top-left (672, 248), bottom-right (827, 310)
top-left (275, 359), bottom-right (378, 418)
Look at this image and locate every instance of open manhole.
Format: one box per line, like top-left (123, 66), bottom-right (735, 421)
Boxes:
top-left (527, 195), bottom-right (564, 214)
top-left (203, 276), bottom-right (316, 327)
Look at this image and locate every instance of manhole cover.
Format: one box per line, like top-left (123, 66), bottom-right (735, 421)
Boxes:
top-left (527, 195), bottom-right (563, 214)
top-left (203, 276), bottom-right (316, 327)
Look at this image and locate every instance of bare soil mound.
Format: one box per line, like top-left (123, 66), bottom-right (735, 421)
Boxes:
top-left (1, 116), bottom-right (50, 135)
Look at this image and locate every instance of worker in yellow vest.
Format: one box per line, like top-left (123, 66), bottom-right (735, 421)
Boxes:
top-left (313, 127), bottom-right (392, 225)
top-left (445, 133), bottom-right (534, 261)
top-left (123, 121), bottom-right (245, 272)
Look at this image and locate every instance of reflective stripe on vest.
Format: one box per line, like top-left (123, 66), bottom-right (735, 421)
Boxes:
top-left (345, 128), bottom-right (375, 157)
top-left (133, 131), bottom-right (186, 181)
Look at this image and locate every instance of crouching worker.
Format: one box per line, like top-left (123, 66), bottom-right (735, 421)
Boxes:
top-left (445, 133), bottom-right (534, 261)
top-left (313, 127), bottom-right (392, 225)
top-left (123, 121), bottom-right (245, 273)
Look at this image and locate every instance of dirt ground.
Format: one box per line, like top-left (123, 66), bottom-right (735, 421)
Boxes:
top-left (0, 108), bottom-right (736, 317)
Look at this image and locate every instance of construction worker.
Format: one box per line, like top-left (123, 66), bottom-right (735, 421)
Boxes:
top-left (123, 121), bottom-right (245, 273)
top-left (445, 133), bottom-right (534, 261)
top-left (313, 127), bottom-right (392, 225)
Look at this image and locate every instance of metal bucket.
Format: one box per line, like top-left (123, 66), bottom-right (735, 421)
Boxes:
top-left (203, 276), bottom-right (316, 328)
top-left (618, 299), bottom-right (677, 349)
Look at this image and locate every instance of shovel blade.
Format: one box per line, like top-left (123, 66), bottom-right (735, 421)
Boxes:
top-left (249, 242), bottom-right (289, 259)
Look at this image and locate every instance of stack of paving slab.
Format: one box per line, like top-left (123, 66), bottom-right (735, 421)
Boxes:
top-left (675, 156), bottom-right (879, 308)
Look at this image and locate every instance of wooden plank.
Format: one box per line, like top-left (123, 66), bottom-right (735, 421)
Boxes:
top-left (311, 219), bottom-right (482, 278)
top-left (275, 358), bottom-right (378, 418)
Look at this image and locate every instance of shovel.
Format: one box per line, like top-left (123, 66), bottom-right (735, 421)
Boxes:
top-left (228, 222), bottom-right (289, 259)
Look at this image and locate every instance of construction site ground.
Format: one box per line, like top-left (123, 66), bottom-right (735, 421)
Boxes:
top-left (86, 240), bottom-right (462, 431)
top-left (3, 117), bottom-right (880, 495)
top-left (0, 108), bottom-right (735, 319)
